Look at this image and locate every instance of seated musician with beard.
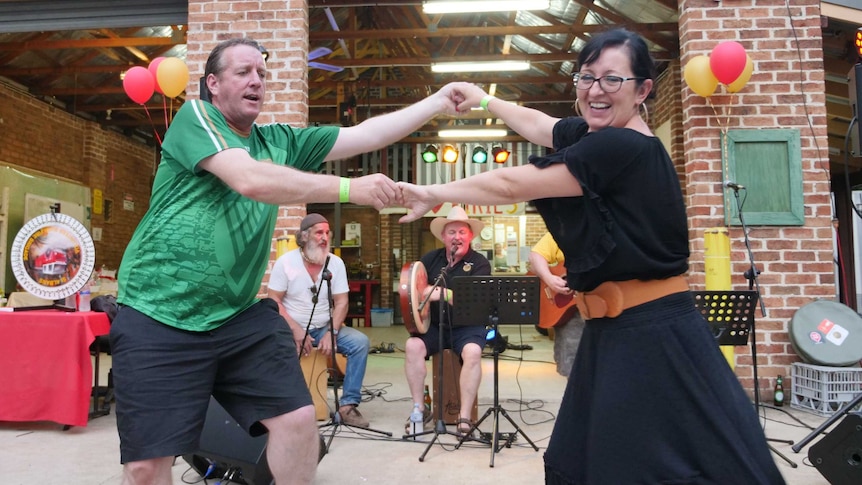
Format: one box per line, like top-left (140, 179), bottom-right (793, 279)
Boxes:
top-left (268, 213), bottom-right (372, 427)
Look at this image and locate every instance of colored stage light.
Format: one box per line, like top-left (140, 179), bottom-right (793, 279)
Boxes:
top-left (492, 146), bottom-right (510, 163)
top-left (441, 144), bottom-right (460, 163)
top-left (421, 145), bottom-right (438, 163)
top-left (471, 145), bottom-right (488, 164)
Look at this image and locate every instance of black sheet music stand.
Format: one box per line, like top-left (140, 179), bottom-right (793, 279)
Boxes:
top-left (451, 275), bottom-right (540, 467)
top-left (692, 289), bottom-right (797, 467)
top-left (691, 290), bottom-right (756, 346)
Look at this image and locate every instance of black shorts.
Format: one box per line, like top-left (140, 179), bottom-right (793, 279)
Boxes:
top-left (418, 322), bottom-right (486, 357)
top-left (110, 298), bottom-right (311, 463)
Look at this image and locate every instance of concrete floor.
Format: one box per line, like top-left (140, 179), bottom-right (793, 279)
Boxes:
top-left (0, 324), bottom-right (836, 484)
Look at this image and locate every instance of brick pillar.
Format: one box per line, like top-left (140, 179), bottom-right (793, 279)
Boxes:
top-left (678, 0), bottom-right (835, 397)
top-left (186, 0), bottom-right (311, 292)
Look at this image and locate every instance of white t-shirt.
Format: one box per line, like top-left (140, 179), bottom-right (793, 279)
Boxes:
top-left (268, 249), bottom-right (349, 330)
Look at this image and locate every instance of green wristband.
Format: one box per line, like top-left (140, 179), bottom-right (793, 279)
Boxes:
top-left (339, 177), bottom-right (350, 203)
top-left (480, 95), bottom-right (495, 110)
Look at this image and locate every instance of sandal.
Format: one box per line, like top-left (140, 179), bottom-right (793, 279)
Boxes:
top-left (456, 417), bottom-right (478, 439)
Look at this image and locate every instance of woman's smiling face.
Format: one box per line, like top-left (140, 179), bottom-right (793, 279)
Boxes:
top-left (575, 45), bottom-right (651, 132)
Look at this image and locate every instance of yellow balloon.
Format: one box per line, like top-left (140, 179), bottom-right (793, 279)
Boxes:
top-left (727, 55), bottom-right (754, 93)
top-left (683, 55), bottom-right (718, 98)
top-left (157, 57), bottom-right (190, 98)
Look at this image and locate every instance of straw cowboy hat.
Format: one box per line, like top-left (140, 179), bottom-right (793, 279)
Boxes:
top-left (429, 206), bottom-right (485, 241)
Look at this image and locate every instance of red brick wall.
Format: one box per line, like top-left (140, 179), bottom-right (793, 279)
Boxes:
top-left (187, 0), bottom-right (311, 294)
top-left (0, 83), bottom-right (155, 276)
top-left (679, 0), bottom-right (834, 398)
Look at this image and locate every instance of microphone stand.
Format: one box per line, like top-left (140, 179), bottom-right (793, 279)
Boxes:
top-left (404, 246), bottom-right (462, 462)
top-left (728, 186), bottom-right (796, 468)
top-left (318, 258), bottom-right (391, 452)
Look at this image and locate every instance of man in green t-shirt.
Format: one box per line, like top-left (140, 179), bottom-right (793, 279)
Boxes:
top-left (111, 37), bottom-right (465, 485)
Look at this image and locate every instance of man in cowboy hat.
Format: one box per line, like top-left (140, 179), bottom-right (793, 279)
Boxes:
top-left (403, 206), bottom-right (491, 437)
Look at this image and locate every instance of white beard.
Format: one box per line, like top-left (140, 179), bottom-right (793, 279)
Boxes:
top-left (304, 241), bottom-right (330, 265)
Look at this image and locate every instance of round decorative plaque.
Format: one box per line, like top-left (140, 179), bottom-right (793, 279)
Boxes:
top-left (10, 213), bottom-right (95, 301)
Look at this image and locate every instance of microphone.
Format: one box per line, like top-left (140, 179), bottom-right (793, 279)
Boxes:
top-left (724, 180), bottom-right (745, 191)
top-left (321, 255), bottom-right (332, 281)
top-left (448, 244), bottom-right (460, 267)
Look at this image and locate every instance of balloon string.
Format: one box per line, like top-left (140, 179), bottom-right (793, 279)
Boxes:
top-left (162, 97), bottom-right (169, 130)
top-left (142, 105), bottom-right (163, 145)
top-left (707, 97), bottom-right (729, 182)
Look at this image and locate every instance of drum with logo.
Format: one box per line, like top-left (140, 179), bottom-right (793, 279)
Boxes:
top-left (790, 299), bottom-right (862, 366)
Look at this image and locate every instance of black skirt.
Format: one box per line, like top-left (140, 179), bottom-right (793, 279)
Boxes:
top-left (544, 292), bottom-right (786, 485)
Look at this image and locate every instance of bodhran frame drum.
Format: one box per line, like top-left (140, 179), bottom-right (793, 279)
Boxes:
top-left (790, 299), bottom-right (862, 367)
top-left (398, 261), bottom-right (430, 336)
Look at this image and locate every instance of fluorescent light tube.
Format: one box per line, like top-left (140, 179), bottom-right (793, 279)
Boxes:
top-left (431, 60), bottom-right (531, 73)
top-left (438, 129), bottom-right (508, 138)
top-left (423, 0), bottom-right (550, 14)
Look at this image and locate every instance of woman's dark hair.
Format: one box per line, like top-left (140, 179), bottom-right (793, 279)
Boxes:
top-left (577, 28), bottom-right (657, 99)
top-left (204, 38), bottom-right (262, 78)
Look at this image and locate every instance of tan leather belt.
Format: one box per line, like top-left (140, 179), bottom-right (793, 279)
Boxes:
top-left (573, 275), bottom-right (689, 320)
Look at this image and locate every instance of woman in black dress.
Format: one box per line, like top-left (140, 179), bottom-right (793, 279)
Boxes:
top-left (398, 28), bottom-right (785, 485)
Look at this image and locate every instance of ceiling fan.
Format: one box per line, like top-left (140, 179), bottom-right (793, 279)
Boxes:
top-left (309, 47), bottom-right (344, 72)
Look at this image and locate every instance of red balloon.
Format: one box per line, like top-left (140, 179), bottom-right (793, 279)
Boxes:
top-left (148, 57), bottom-right (165, 94)
top-left (122, 66), bottom-right (155, 104)
top-left (709, 41), bottom-right (748, 85)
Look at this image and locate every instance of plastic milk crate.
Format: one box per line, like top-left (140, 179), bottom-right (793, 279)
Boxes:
top-left (790, 362), bottom-right (862, 416)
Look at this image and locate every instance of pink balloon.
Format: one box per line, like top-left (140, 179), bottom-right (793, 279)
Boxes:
top-left (148, 57), bottom-right (165, 94)
top-left (709, 41), bottom-right (748, 85)
top-left (122, 66), bottom-right (155, 104)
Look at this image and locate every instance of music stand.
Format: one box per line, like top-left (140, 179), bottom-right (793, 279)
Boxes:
top-left (691, 290), bottom-right (755, 346)
top-left (451, 275), bottom-right (541, 467)
top-left (691, 290), bottom-right (796, 467)
top-left (316, 265), bottom-right (391, 451)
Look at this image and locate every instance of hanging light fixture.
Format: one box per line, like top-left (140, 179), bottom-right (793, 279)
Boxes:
top-left (471, 145), bottom-right (488, 164)
top-left (492, 146), bottom-right (511, 164)
top-left (441, 144), bottom-right (460, 163)
top-left (421, 145), bottom-right (439, 163)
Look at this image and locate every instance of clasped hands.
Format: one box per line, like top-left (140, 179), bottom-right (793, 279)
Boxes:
top-left (349, 175), bottom-right (435, 222)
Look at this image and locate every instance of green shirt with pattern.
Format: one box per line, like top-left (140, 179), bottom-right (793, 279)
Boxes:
top-left (117, 99), bottom-right (339, 331)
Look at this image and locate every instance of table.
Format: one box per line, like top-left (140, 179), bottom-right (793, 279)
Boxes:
top-left (0, 310), bottom-right (111, 427)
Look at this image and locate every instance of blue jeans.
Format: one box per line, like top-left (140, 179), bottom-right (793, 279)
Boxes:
top-left (308, 326), bottom-right (369, 406)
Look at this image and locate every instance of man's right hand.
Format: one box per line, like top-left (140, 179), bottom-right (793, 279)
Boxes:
top-left (349, 173), bottom-right (400, 210)
top-left (295, 331), bottom-right (313, 357)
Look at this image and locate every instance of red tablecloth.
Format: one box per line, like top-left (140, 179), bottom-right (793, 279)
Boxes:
top-left (0, 310), bottom-right (110, 427)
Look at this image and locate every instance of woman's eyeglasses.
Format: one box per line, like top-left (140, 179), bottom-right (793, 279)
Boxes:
top-left (572, 73), bottom-right (645, 93)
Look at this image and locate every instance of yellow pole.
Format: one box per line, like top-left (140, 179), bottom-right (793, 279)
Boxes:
top-left (276, 235), bottom-right (299, 258)
top-left (704, 227), bottom-right (734, 369)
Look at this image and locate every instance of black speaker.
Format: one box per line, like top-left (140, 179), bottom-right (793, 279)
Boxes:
top-left (182, 397), bottom-right (272, 485)
top-left (809, 413), bottom-right (862, 485)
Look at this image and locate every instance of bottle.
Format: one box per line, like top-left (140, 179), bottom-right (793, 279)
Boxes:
top-left (773, 375), bottom-right (785, 407)
top-left (409, 403), bottom-right (424, 435)
top-left (424, 384), bottom-right (432, 414)
top-left (77, 280), bottom-right (91, 312)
